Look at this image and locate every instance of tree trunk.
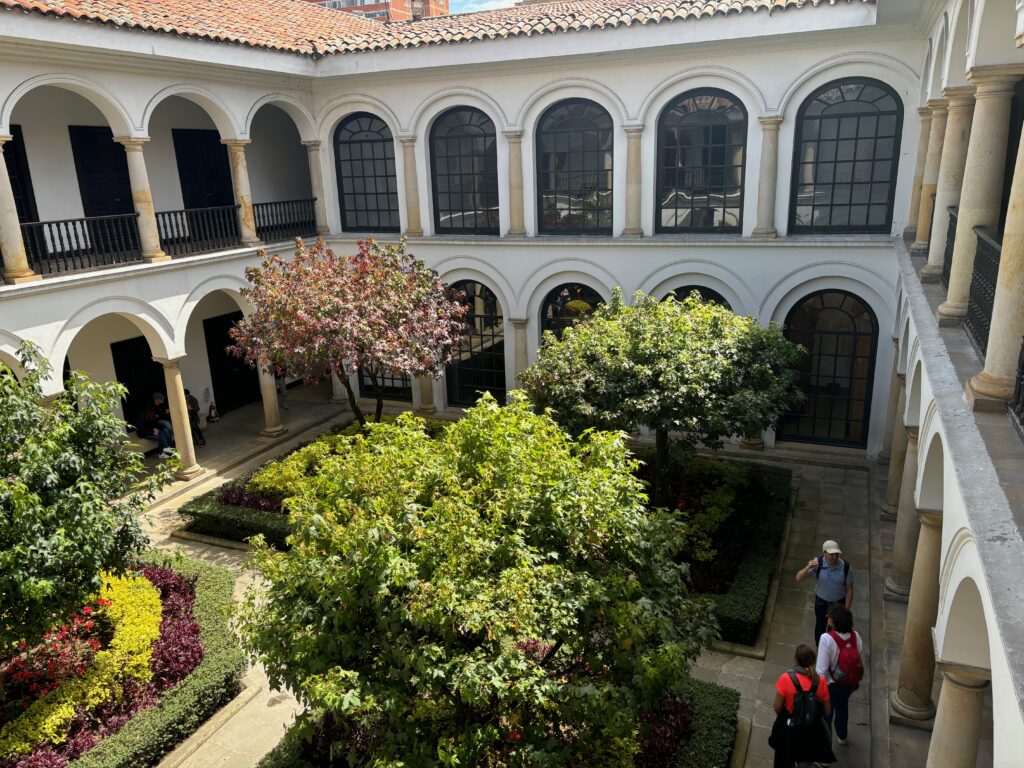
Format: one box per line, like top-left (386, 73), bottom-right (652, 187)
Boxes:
top-left (369, 371), bottom-right (385, 422)
top-left (654, 427), bottom-right (670, 508)
top-left (340, 372), bottom-right (365, 427)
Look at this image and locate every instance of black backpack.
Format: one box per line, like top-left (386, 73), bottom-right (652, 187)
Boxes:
top-left (787, 671), bottom-right (823, 728)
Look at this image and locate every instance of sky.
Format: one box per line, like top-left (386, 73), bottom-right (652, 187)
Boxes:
top-left (449, 0), bottom-right (518, 14)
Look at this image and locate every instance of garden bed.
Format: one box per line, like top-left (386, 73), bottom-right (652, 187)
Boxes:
top-left (0, 555), bottom-right (245, 768)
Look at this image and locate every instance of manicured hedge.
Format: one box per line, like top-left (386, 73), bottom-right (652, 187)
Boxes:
top-left (179, 492), bottom-right (291, 550)
top-left (671, 675), bottom-right (740, 768)
top-left (712, 466), bottom-right (791, 646)
top-left (71, 554), bottom-right (246, 768)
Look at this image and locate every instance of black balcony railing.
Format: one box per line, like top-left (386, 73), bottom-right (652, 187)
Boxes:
top-left (156, 205), bottom-right (241, 257)
top-left (942, 207), bottom-right (957, 286)
top-left (965, 226), bottom-right (1001, 357)
top-left (1011, 335), bottom-right (1024, 429)
top-left (21, 214), bottom-right (142, 275)
top-left (254, 199), bottom-right (318, 243)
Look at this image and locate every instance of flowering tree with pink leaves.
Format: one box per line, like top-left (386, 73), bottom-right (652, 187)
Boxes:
top-left (231, 238), bottom-right (467, 425)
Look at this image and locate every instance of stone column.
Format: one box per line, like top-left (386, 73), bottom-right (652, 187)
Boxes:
top-left (511, 318), bottom-right (529, 382)
top-left (221, 139), bottom-right (261, 246)
top-left (891, 511), bottom-right (942, 721)
top-left (752, 115), bottom-right (783, 238)
top-left (415, 375), bottom-right (436, 416)
top-left (622, 126), bottom-right (644, 236)
top-left (257, 368), bottom-right (287, 437)
top-left (158, 358), bottom-right (203, 481)
top-left (925, 667), bottom-right (991, 768)
top-left (331, 370), bottom-right (348, 404)
top-left (907, 107), bottom-right (933, 238)
top-left (879, 349), bottom-right (900, 462)
top-left (0, 135), bottom-right (39, 284)
top-left (503, 131), bottom-right (526, 237)
top-left (115, 137), bottom-right (168, 263)
top-left (968, 118), bottom-right (1024, 407)
top-left (911, 100), bottom-right (948, 253)
top-left (881, 379), bottom-right (907, 521)
top-left (399, 137), bottom-right (423, 237)
top-left (302, 140), bottom-right (330, 234)
top-left (938, 75), bottom-right (1018, 322)
top-left (885, 426), bottom-right (919, 598)
top-left (922, 88), bottom-right (975, 280)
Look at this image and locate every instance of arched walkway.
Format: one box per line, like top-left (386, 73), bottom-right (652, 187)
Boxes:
top-left (445, 279), bottom-right (506, 408)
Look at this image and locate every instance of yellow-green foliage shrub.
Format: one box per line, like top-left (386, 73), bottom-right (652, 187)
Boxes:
top-left (246, 435), bottom-right (349, 502)
top-left (0, 572), bottom-right (162, 756)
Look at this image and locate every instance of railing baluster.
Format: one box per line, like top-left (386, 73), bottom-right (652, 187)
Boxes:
top-left (1011, 334), bottom-right (1024, 429)
top-left (252, 198), bottom-right (318, 242)
top-left (942, 208), bottom-right (956, 287)
top-left (965, 226), bottom-right (1001, 358)
top-left (155, 204), bottom-right (244, 257)
top-left (15, 213), bottom-right (142, 276)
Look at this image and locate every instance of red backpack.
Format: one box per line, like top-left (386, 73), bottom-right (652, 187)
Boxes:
top-left (828, 630), bottom-right (863, 686)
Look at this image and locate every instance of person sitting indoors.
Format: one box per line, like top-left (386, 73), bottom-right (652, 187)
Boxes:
top-left (141, 392), bottom-right (174, 459)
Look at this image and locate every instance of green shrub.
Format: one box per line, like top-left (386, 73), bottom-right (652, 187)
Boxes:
top-left (240, 396), bottom-right (717, 767)
top-left (72, 553), bottom-right (246, 768)
top-left (671, 676), bottom-right (739, 768)
top-left (179, 493), bottom-right (291, 550)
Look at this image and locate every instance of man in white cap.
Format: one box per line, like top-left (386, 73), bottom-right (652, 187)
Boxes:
top-left (795, 540), bottom-right (854, 645)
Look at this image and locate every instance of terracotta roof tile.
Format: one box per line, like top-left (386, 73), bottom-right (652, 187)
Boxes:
top-left (0, 0), bottom-right (874, 57)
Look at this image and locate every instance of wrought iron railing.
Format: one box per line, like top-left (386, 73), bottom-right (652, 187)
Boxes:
top-left (942, 207), bottom-right (957, 286)
top-left (254, 199), bottom-right (318, 243)
top-left (21, 213), bottom-right (142, 275)
top-left (965, 226), bottom-right (1001, 357)
top-left (156, 205), bottom-right (241, 257)
top-left (1011, 335), bottom-right (1024, 429)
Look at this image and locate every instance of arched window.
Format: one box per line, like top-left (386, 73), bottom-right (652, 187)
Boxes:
top-left (334, 112), bottom-right (399, 232)
top-left (657, 89), bottom-right (747, 233)
top-left (778, 290), bottom-right (878, 447)
top-left (790, 78), bottom-right (902, 233)
top-left (536, 99), bottom-right (613, 235)
top-left (669, 285), bottom-right (732, 311)
top-left (430, 107), bottom-right (499, 235)
top-left (540, 283), bottom-right (604, 339)
top-left (446, 280), bottom-right (506, 407)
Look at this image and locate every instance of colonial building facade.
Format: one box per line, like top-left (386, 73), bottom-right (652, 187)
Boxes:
top-left (0, 0), bottom-right (1022, 764)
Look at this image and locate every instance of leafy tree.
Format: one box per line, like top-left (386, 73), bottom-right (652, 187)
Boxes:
top-left (519, 290), bottom-right (804, 504)
top-left (231, 238), bottom-right (466, 425)
top-left (0, 344), bottom-right (171, 654)
top-left (238, 395), bottom-right (716, 767)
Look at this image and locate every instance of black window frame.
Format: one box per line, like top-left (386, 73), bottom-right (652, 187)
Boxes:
top-left (535, 98), bottom-right (614, 236)
top-left (539, 282), bottom-right (605, 340)
top-left (358, 368), bottom-right (413, 403)
top-left (429, 107), bottom-right (500, 236)
top-left (788, 77), bottom-right (903, 235)
top-left (334, 112), bottom-right (400, 234)
top-left (655, 88), bottom-right (747, 234)
top-left (445, 279), bottom-right (506, 408)
top-left (668, 285), bottom-right (732, 310)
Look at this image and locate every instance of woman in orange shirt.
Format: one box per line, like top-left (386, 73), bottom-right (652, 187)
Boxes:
top-left (769, 643), bottom-right (836, 767)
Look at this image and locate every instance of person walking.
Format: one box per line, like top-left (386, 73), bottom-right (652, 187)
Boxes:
top-left (794, 539), bottom-right (854, 645)
top-left (816, 604), bottom-right (864, 746)
top-left (770, 643), bottom-right (835, 767)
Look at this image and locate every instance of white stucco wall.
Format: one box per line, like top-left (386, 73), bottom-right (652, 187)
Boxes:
top-left (146, 96), bottom-right (220, 213)
top-left (247, 104), bottom-right (312, 204)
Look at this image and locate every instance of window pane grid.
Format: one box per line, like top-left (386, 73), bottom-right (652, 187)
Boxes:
top-left (357, 369), bottom-right (413, 402)
top-left (446, 281), bottom-right (506, 407)
top-left (540, 283), bottom-right (604, 339)
top-left (657, 89), bottom-right (746, 233)
top-left (536, 99), bottom-right (614, 235)
top-left (335, 113), bottom-right (400, 233)
top-left (790, 79), bottom-right (902, 234)
top-left (431, 108), bottom-right (500, 234)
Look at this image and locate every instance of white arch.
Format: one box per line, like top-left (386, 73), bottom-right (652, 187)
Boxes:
top-left (518, 259), bottom-right (618, 319)
top-left (944, 1), bottom-right (970, 91)
top-left (244, 94), bottom-right (317, 142)
top-left (638, 65), bottom-right (768, 124)
top-left (760, 263), bottom-right (892, 327)
top-left (524, 270), bottom-right (613, 341)
top-left (905, 354), bottom-right (923, 427)
top-left (919, 40), bottom-right (933, 106)
top-left (635, 259), bottom-right (755, 317)
top-left (970, 0), bottom-right (1024, 68)
top-left (776, 52), bottom-right (919, 115)
top-left (1, 74), bottom-right (135, 136)
top-left (142, 85), bottom-right (240, 139)
top-left (174, 274), bottom-right (254, 342)
top-left (0, 328), bottom-right (27, 380)
top-left (316, 93), bottom-right (403, 143)
top-left (898, 315), bottom-right (913, 375)
top-left (409, 87), bottom-right (510, 137)
top-left (927, 13), bottom-right (950, 99)
top-left (433, 257), bottom-right (516, 320)
top-left (515, 77), bottom-right (629, 130)
top-left (917, 427), bottom-right (945, 511)
top-left (938, 571), bottom-right (991, 670)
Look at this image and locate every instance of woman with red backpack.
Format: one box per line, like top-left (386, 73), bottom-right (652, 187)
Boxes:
top-left (816, 604), bottom-right (864, 746)
top-left (770, 644), bottom-right (836, 767)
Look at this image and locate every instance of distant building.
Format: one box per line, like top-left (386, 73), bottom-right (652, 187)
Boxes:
top-left (304, 0), bottom-right (448, 21)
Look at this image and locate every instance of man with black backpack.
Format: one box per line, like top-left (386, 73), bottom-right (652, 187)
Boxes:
top-left (816, 604), bottom-right (864, 746)
top-left (795, 539), bottom-right (854, 645)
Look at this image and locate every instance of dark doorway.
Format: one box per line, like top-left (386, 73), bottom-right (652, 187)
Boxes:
top-left (445, 280), bottom-right (506, 407)
top-left (68, 126), bottom-right (134, 217)
top-left (202, 311), bottom-right (260, 415)
top-left (778, 290), bottom-right (878, 448)
top-left (358, 369), bottom-right (413, 402)
top-left (5, 125), bottom-right (38, 222)
top-left (110, 336), bottom-right (165, 432)
top-left (172, 129), bottom-right (235, 209)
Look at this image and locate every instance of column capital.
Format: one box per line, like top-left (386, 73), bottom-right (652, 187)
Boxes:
top-left (936, 662), bottom-right (991, 690)
top-left (509, 317), bottom-right (529, 328)
top-left (220, 138), bottom-right (251, 149)
top-left (941, 86), bottom-right (976, 109)
top-left (113, 136), bottom-right (150, 151)
top-left (967, 65), bottom-right (1024, 92)
top-left (398, 135), bottom-right (417, 146)
top-left (917, 510), bottom-right (943, 529)
top-left (758, 115), bottom-right (784, 128)
top-left (502, 129), bottom-right (524, 141)
top-left (896, 371), bottom-right (906, 382)
top-left (904, 424), bottom-right (919, 443)
top-left (623, 124), bottom-right (645, 136)
top-left (917, 106), bottom-right (932, 118)
top-left (153, 356), bottom-right (186, 369)
top-left (926, 98), bottom-right (948, 113)
top-left (0, 134), bottom-right (13, 146)
top-left (301, 139), bottom-right (322, 149)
